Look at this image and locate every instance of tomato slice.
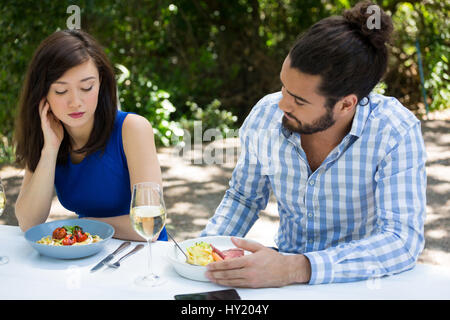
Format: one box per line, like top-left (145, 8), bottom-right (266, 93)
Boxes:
top-left (62, 235), bottom-right (76, 246)
top-left (76, 231), bottom-right (88, 242)
top-left (52, 227), bottom-right (67, 240)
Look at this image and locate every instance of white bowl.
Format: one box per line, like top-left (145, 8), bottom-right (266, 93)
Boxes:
top-left (166, 236), bottom-right (245, 282)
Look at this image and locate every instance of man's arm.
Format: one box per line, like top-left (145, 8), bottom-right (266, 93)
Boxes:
top-left (206, 121), bottom-right (426, 287)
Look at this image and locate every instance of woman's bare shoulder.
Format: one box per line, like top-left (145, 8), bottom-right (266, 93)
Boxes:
top-left (122, 113), bottom-right (153, 131)
top-left (122, 113), bottom-right (154, 143)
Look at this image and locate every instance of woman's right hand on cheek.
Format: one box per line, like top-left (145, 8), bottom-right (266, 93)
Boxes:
top-left (39, 98), bottom-right (64, 154)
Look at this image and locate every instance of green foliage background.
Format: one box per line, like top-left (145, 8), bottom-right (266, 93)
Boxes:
top-left (1, 0), bottom-right (449, 163)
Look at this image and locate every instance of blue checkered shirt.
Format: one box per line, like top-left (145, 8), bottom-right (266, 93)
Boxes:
top-left (201, 91), bottom-right (427, 284)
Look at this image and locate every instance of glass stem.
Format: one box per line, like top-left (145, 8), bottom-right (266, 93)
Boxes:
top-left (147, 239), bottom-right (154, 276)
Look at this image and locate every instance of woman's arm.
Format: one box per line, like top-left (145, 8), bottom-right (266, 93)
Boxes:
top-left (15, 99), bottom-right (64, 231)
top-left (84, 114), bottom-right (163, 241)
top-left (121, 114), bottom-right (163, 188)
top-left (15, 151), bottom-right (58, 231)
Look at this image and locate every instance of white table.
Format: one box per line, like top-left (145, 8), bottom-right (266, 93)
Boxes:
top-left (1, 225), bottom-right (450, 300)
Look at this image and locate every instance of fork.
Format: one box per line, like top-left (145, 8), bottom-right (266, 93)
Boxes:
top-left (106, 244), bottom-right (144, 269)
top-left (166, 230), bottom-right (188, 260)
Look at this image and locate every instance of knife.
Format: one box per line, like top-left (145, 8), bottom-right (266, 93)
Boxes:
top-left (90, 241), bottom-right (131, 272)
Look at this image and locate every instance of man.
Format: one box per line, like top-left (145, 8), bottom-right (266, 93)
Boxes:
top-left (201, 1), bottom-right (427, 287)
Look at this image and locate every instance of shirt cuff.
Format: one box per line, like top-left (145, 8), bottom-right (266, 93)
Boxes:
top-left (303, 250), bottom-right (335, 285)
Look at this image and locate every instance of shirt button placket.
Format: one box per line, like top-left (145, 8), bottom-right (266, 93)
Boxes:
top-left (305, 176), bottom-right (316, 251)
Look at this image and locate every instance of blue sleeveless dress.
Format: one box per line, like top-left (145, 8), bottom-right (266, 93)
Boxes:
top-left (54, 110), bottom-right (167, 241)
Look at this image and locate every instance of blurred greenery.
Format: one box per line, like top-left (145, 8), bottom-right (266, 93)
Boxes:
top-left (0, 0), bottom-right (449, 163)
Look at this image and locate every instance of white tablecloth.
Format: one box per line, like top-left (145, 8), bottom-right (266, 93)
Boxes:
top-left (1, 225), bottom-right (449, 300)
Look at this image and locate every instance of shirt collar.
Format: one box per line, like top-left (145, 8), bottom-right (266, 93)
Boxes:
top-left (348, 95), bottom-right (372, 138)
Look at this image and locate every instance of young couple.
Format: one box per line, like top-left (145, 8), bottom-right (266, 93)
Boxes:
top-left (14, 1), bottom-right (426, 287)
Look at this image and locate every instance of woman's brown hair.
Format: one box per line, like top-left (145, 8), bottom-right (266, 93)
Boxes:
top-left (14, 29), bottom-right (117, 172)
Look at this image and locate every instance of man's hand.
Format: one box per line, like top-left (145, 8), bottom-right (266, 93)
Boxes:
top-left (205, 237), bottom-right (311, 288)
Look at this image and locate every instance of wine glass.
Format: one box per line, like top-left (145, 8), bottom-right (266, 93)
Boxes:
top-left (0, 177), bottom-right (9, 265)
top-left (130, 182), bottom-right (166, 286)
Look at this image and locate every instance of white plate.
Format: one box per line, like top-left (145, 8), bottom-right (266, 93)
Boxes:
top-left (166, 236), bottom-right (246, 282)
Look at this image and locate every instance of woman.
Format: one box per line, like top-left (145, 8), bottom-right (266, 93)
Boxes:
top-left (14, 29), bottom-right (167, 242)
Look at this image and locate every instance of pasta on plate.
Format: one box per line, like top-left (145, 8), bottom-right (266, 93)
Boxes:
top-left (36, 225), bottom-right (102, 246)
top-left (186, 242), bottom-right (215, 266)
top-left (186, 241), bottom-right (244, 266)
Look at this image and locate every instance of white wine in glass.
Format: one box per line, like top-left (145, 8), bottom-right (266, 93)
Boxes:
top-left (0, 178), bottom-right (9, 265)
top-left (131, 205), bottom-right (165, 240)
top-left (130, 182), bottom-right (166, 286)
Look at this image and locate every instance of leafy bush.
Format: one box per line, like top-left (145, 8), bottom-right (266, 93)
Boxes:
top-left (1, 1), bottom-right (449, 164)
top-left (116, 64), bottom-right (184, 146)
top-left (388, 1), bottom-right (449, 112)
top-left (179, 99), bottom-right (238, 141)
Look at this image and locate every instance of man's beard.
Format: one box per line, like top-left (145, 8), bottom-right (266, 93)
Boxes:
top-left (282, 108), bottom-right (336, 134)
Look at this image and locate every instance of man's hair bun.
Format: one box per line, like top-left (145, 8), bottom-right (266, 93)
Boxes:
top-left (289, 1), bottom-right (395, 107)
top-left (342, 1), bottom-right (393, 51)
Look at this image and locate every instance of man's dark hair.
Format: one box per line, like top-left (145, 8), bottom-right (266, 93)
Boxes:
top-left (289, 1), bottom-right (393, 109)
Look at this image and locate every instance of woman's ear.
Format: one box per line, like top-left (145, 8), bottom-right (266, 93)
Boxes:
top-left (45, 96), bottom-right (51, 110)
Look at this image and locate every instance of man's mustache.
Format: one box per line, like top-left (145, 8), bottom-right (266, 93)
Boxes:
top-left (285, 112), bottom-right (302, 125)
